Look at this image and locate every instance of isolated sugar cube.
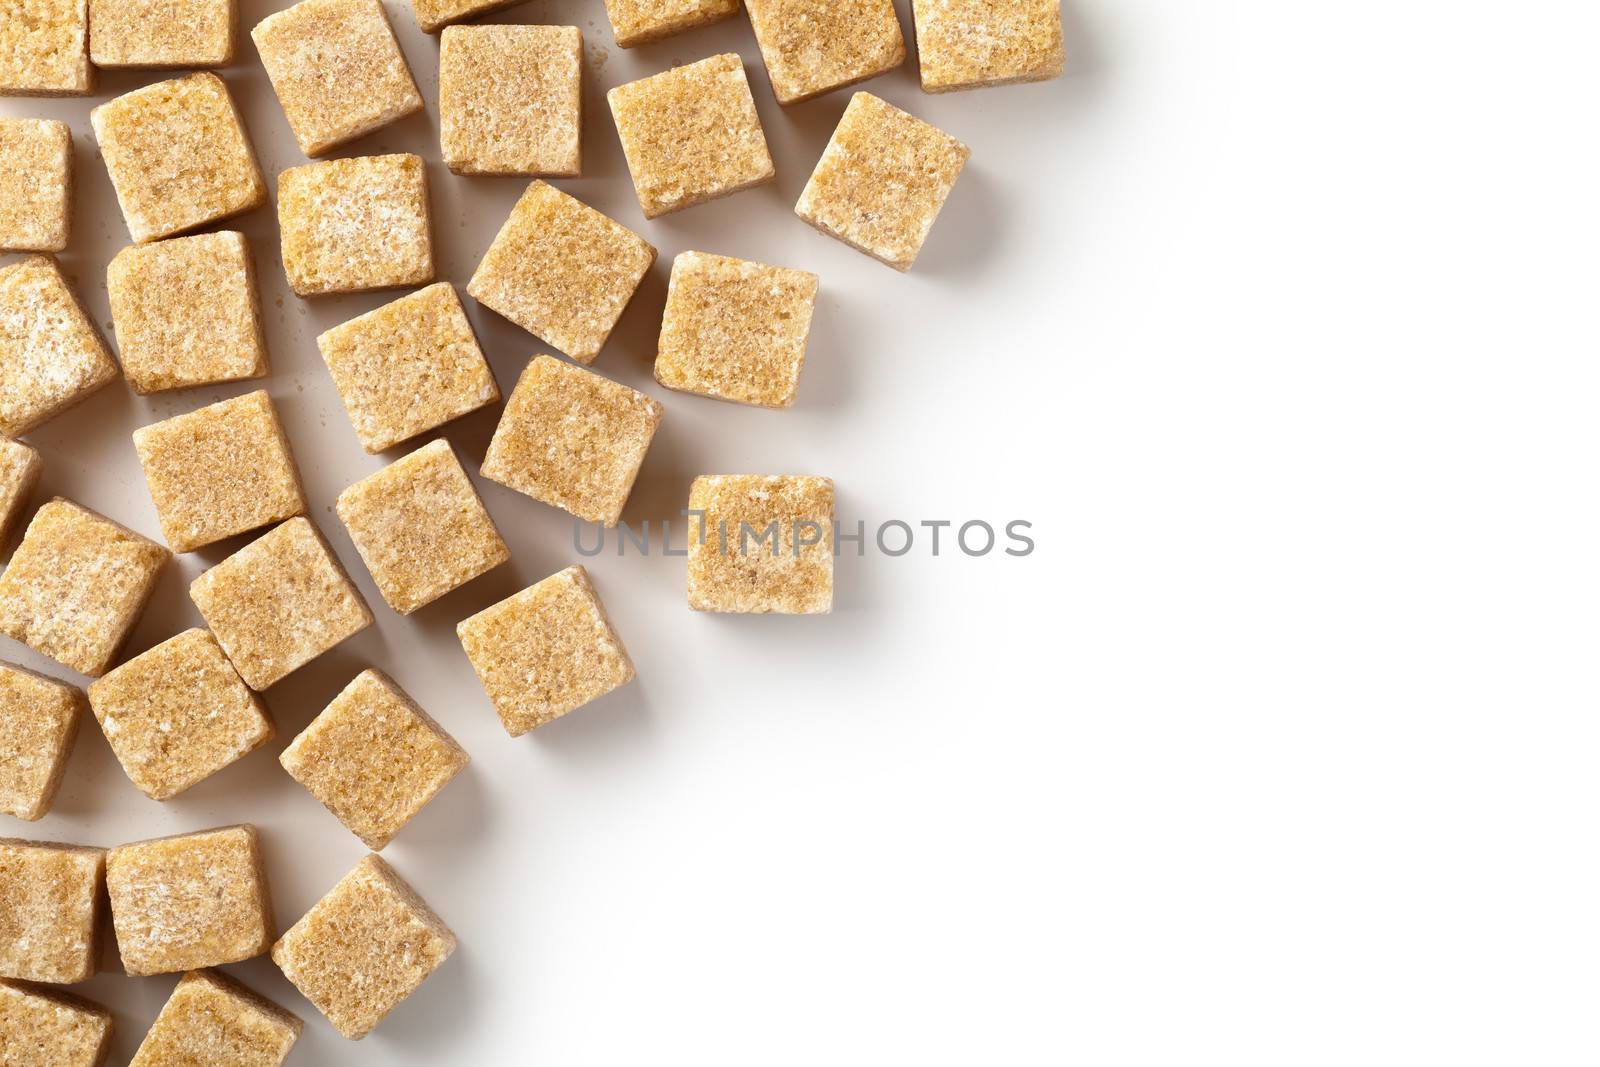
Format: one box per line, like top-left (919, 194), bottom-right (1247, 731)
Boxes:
top-left (0, 838), bottom-right (103, 984)
top-left (0, 119), bottom-right (70, 252)
top-left (912, 0), bottom-right (1064, 92)
top-left (439, 24), bottom-right (581, 177)
top-left (603, 0), bottom-right (737, 48)
top-left (0, 980), bottom-right (112, 1066)
top-left (89, 0), bottom-right (234, 68)
top-left (276, 153), bottom-right (434, 297)
top-left (687, 475), bottom-right (835, 614)
top-left (0, 662), bottom-right (83, 821)
top-left (128, 969), bottom-right (301, 1067)
top-left (0, 256), bottom-right (117, 437)
top-left (0, 437), bottom-right (41, 544)
top-left (744, 0), bottom-right (905, 104)
top-left (0, 0), bottom-right (91, 95)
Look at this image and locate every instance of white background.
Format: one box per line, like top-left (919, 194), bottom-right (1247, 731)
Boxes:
top-left (5, 0), bottom-right (1594, 1063)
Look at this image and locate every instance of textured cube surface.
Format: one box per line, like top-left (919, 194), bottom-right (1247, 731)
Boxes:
top-left (0, 119), bottom-right (70, 252)
top-left (0, 980), bottom-right (111, 1067)
top-left (467, 181), bottom-right (654, 363)
top-left (190, 518), bottom-right (372, 690)
top-left (277, 153), bottom-right (433, 297)
top-left (0, 0), bottom-right (90, 95)
top-left (91, 73), bottom-right (265, 244)
top-left (281, 669), bottom-right (469, 849)
top-left (107, 825), bottom-right (270, 977)
top-left (458, 565), bottom-right (635, 735)
top-left (745, 0), bottom-right (905, 104)
top-left (252, 0), bottom-right (423, 157)
top-left (108, 232), bottom-right (266, 395)
top-left (0, 437), bottom-right (40, 544)
top-left (440, 25), bottom-right (580, 177)
top-left (0, 256), bottom-right (116, 437)
top-left (272, 854), bottom-right (455, 1039)
top-left (655, 251), bottom-right (818, 408)
top-left (795, 92), bottom-right (969, 271)
top-left (913, 0), bottom-right (1063, 92)
top-left (89, 0), bottom-right (233, 68)
top-left (129, 969), bottom-right (300, 1067)
top-left (687, 475), bottom-right (834, 613)
top-left (0, 662), bottom-right (82, 821)
top-left (0, 839), bottom-right (102, 984)
top-left (608, 53), bottom-right (773, 219)
top-left (481, 356), bottom-right (662, 527)
top-left (0, 500), bottom-right (168, 676)
top-left (336, 440), bottom-right (508, 614)
top-left (87, 629), bottom-right (271, 801)
top-left (133, 391), bottom-right (305, 554)
top-left (603, 0), bottom-right (736, 47)
top-left (410, 0), bottom-right (522, 34)
top-left (317, 283), bottom-right (497, 453)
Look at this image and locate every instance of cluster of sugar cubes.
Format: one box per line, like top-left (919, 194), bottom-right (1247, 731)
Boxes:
top-left (0, 0), bottom-right (1063, 1050)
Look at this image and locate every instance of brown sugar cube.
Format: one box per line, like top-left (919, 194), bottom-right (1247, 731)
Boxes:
top-left (457, 565), bottom-right (634, 735)
top-left (277, 153), bottom-right (433, 297)
top-left (86, 629), bottom-right (272, 800)
top-left (190, 517), bottom-right (372, 690)
top-left (0, 663), bottom-right (82, 821)
top-left (280, 669), bottom-right (469, 849)
top-left (0, 839), bottom-right (102, 984)
top-left (0, 256), bottom-right (117, 437)
top-left (654, 251), bottom-right (818, 408)
top-left (439, 24), bottom-right (580, 177)
top-left (91, 73), bottom-right (266, 244)
top-left (745, 0), bottom-right (905, 105)
top-left (913, 0), bottom-right (1063, 92)
top-left (107, 825), bottom-right (271, 977)
top-left (336, 440), bottom-right (508, 614)
top-left (410, 0), bottom-right (524, 34)
top-left (129, 969), bottom-right (300, 1067)
top-left (467, 181), bottom-right (654, 363)
top-left (316, 283), bottom-right (497, 454)
top-left (0, 0), bottom-right (90, 95)
top-left (687, 475), bottom-right (834, 614)
top-left (0, 980), bottom-right (112, 1066)
top-left (481, 356), bottom-right (662, 527)
top-left (108, 232), bottom-right (267, 395)
top-left (0, 437), bottom-right (40, 544)
top-left (0, 500), bottom-right (168, 676)
top-left (795, 92), bottom-right (969, 271)
top-left (89, 0), bottom-right (233, 68)
top-left (272, 854), bottom-right (454, 1039)
top-left (602, 0), bottom-right (737, 48)
top-left (133, 391), bottom-right (305, 553)
top-left (608, 53), bottom-right (773, 219)
top-left (0, 119), bottom-right (70, 252)
top-left (252, 0), bottom-right (423, 157)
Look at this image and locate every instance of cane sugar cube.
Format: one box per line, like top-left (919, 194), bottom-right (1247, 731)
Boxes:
top-left (336, 440), bottom-right (508, 614)
top-left (0, 501), bottom-right (169, 676)
top-left (481, 356), bottom-right (662, 527)
top-left (687, 475), bottom-right (834, 613)
top-left (411, 0), bottom-right (523, 34)
top-left (603, 0), bottom-right (736, 48)
top-left (316, 283), bottom-right (497, 454)
top-left (252, 0), bottom-right (423, 157)
top-left (0, 839), bottom-right (102, 984)
top-left (913, 0), bottom-right (1063, 92)
top-left (190, 518), bottom-right (372, 690)
top-left (0, 981), bottom-right (111, 1066)
top-left (0, 437), bottom-right (40, 545)
top-left (91, 73), bottom-right (266, 244)
top-left (0, 256), bottom-right (116, 437)
top-left (608, 54), bottom-right (773, 219)
top-left (467, 181), bottom-right (654, 363)
top-left (0, 663), bottom-right (82, 821)
top-left (745, 0), bottom-right (904, 104)
top-left (272, 854), bottom-right (454, 1039)
top-left (795, 92), bottom-right (969, 271)
top-left (654, 251), bottom-right (818, 408)
top-left (107, 825), bottom-right (270, 977)
top-left (133, 392), bottom-right (305, 554)
top-left (0, 120), bottom-right (70, 253)
top-left (89, 0), bottom-right (233, 68)
top-left (87, 629), bottom-right (271, 801)
top-left (457, 565), bottom-right (634, 735)
top-left (439, 25), bottom-right (580, 178)
top-left (0, 0), bottom-right (90, 95)
top-left (129, 969), bottom-right (300, 1067)
top-left (277, 153), bottom-right (433, 297)
top-left (108, 232), bottom-right (267, 395)
top-left (281, 669), bottom-right (469, 849)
